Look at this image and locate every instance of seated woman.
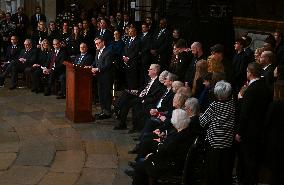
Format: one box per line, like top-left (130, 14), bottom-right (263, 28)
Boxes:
top-left (132, 109), bottom-right (196, 185)
top-left (30, 39), bottom-right (51, 93)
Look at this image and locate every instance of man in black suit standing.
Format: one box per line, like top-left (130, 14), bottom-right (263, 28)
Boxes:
top-left (30, 6), bottom-right (46, 32)
top-left (96, 19), bottom-right (113, 47)
top-left (44, 39), bottom-right (67, 98)
top-left (91, 36), bottom-right (113, 119)
top-left (150, 18), bottom-right (172, 71)
top-left (73, 43), bottom-right (93, 66)
top-left (11, 7), bottom-right (29, 45)
top-left (123, 27), bottom-right (141, 90)
top-left (139, 22), bottom-right (152, 86)
top-left (8, 39), bottom-right (37, 90)
top-left (236, 62), bottom-right (272, 185)
top-left (259, 50), bottom-right (275, 93)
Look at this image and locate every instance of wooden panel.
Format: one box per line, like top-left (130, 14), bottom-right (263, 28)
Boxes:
top-left (65, 61), bottom-right (94, 123)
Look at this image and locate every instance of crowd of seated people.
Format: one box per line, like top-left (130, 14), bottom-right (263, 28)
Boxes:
top-left (1, 5), bottom-right (284, 185)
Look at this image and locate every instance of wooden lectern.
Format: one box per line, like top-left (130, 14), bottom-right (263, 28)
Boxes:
top-left (64, 61), bottom-right (94, 123)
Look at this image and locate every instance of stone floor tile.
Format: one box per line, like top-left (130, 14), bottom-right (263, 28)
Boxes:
top-left (76, 168), bottom-right (116, 185)
top-left (0, 153), bottom-right (17, 170)
top-left (38, 172), bottom-right (79, 185)
top-left (50, 150), bottom-right (85, 173)
top-left (85, 141), bottom-right (116, 154)
top-left (54, 138), bottom-right (83, 151)
top-left (0, 142), bottom-right (19, 153)
top-left (85, 154), bottom-right (118, 169)
top-left (0, 165), bottom-right (48, 184)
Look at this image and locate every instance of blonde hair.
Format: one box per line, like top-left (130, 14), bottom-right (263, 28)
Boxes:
top-left (172, 81), bottom-right (184, 93)
top-left (177, 86), bottom-right (191, 98)
top-left (207, 55), bottom-right (224, 73)
top-left (192, 59), bottom-right (208, 96)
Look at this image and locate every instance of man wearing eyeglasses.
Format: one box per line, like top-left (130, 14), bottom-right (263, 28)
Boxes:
top-left (91, 36), bottom-right (113, 119)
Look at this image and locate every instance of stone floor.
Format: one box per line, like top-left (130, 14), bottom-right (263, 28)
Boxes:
top-left (0, 86), bottom-right (135, 185)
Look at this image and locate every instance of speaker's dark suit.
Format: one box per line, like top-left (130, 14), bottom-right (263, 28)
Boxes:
top-left (139, 32), bottom-right (152, 86)
top-left (151, 28), bottom-right (172, 70)
top-left (10, 48), bottom-right (37, 87)
top-left (238, 78), bottom-right (272, 185)
top-left (123, 36), bottom-right (141, 89)
top-left (92, 47), bottom-right (113, 115)
top-left (45, 49), bottom-right (67, 95)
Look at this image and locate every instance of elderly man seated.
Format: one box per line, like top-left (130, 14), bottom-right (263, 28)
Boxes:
top-left (113, 64), bottom-right (164, 131)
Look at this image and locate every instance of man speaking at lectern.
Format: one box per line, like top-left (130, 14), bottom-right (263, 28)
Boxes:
top-left (91, 36), bottom-right (113, 119)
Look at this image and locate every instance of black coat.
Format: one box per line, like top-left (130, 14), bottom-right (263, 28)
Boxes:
top-left (30, 13), bottom-right (46, 31)
top-left (92, 47), bottom-right (113, 82)
top-left (238, 78), bottom-right (272, 144)
top-left (4, 45), bottom-right (22, 63)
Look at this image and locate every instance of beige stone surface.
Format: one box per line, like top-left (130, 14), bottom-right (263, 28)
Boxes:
top-left (0, 153), bottom-right (17, 170)
top-left (50, 150), bottom-right (85, 173)
top-left (38, 172), bottom-right (79, 185)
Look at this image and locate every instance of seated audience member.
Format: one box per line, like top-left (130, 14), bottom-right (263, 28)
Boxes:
top-left (113, 64), bottom-right (163, 130)
top-left (199, 81), bottom-right (236, 185)
top-left (43, 39), bottom-right (67, 99)
top-left (30, 39), bottom-right (51, 93)
top-left (0, 35), bottom-right (22, 87)
top-left (133, 72), bottom-right (178, 131)
top-left (264, 65), bottom-right (284, 185)
top-left (4, 39), bottom-right (37, 90)
top-left (73, 43), bottom-right (93, 66)
top-left (130, 109), bottom-right (196, 185)
top-left (184, 97), bottom-right (204, 137)
top-left (172, 80), bottom-right (184, 93)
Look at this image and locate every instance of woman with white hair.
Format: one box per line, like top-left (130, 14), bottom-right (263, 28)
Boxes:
top-left (131, 109), bottom-right (196, 185)
top-left (199, 81), bottom-right (236, 185)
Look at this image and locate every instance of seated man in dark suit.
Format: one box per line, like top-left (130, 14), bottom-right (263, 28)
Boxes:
top-left (73, 43), bottom-right (93, 66)
top-left (6, 39), bottom-right (37, 89)
top-left (43, 39), bottom-right (67, 98)
top-left (0, 35), bottom-right (22, 87)
top-left (113, 64), bottom-right (164, 130)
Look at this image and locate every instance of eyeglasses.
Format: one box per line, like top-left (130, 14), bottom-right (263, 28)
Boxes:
top-left (95, 41), bottom-right (102, 45)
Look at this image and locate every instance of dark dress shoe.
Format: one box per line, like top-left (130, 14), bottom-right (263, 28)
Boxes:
top-left (113, 124), bottom-right (127, 130)
top-left (98, 113), bottom-right (111, 119)
top-left (9, 86), bottom-right (17, 90)
top-left (128, 161), bottom-right (136, 168)
top-left (124, 169), bottom-right (135, 177)
top-left (56, 95), bottom-right (66, 99)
